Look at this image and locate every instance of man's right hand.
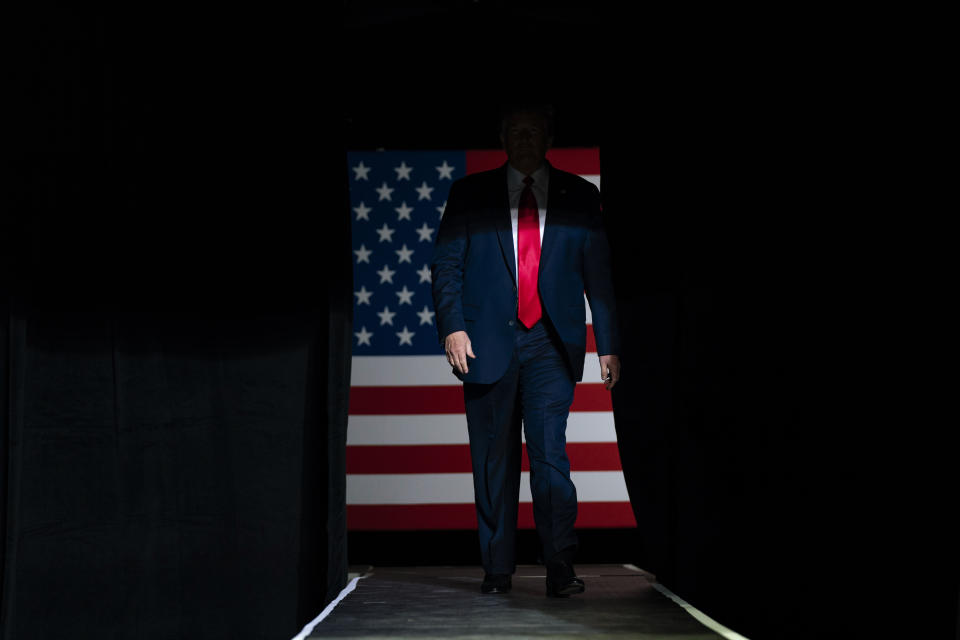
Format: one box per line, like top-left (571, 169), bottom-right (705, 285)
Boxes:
top-left (444, 330), bottom-right (476, 374)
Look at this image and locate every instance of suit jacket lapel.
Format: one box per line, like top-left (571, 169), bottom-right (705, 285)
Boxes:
top-left (494, 163), bottom-right (518, 285)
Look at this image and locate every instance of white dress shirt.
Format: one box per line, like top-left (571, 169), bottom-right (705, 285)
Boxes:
top-left (506, 162), bottom-right (548, 277)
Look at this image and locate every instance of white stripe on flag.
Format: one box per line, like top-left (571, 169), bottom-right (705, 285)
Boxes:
top-left (346, 411), bottom-right (617, 446)
top-left (345, 470), bottom-right (629, 505)
top-left (351, 351), bottom-right (608, 387)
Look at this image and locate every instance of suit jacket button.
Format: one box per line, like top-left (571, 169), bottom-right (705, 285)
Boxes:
top-left (507, 320), bottom-right (515, 327)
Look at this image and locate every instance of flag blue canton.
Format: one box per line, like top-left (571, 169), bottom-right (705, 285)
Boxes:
top-left (348, 151), bottom-right (466, 355)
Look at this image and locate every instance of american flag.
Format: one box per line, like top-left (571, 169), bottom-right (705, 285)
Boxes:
top-left (346, 148), bottom-right (635, 530)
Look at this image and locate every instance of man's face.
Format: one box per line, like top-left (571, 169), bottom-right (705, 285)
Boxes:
top-left (500, 111), bottom-right (552, 171)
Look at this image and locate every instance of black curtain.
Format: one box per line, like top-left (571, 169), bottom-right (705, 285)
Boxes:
top-left (4, 7), bottom-right (349, 639)
top-left (600, 17), bottom-right (958, 640)
top-left (1, 307), bottom-right (344, 639)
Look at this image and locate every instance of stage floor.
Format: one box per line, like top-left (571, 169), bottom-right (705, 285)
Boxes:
top-left (309, 564), bottom-right (738, 639)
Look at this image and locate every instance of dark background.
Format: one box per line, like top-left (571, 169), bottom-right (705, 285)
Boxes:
top-left (3, 4), bottom-right (955, 640)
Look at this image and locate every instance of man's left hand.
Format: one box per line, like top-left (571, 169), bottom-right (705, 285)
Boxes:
top-left (599, 354), bottom-right (621, 390)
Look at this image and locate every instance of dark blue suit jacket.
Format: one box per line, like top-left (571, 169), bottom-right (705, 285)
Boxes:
top-left (431, 160), bottom-right (620, 385)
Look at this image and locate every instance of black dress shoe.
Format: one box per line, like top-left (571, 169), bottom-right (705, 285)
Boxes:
top-left (545, 558), bottom-right (585, 597)
top-left (481, 573), bottom-right (512, 594)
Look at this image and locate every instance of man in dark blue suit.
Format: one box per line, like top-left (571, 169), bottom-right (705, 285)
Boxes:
top-left (431, 104), bottom-right (620, 597)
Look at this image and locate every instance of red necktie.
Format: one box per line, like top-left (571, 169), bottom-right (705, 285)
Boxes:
top-left (517, 175), bottom-right (542, 328)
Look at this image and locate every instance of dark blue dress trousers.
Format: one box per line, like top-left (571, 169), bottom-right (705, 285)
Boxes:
top-left (463, 316), bottom-right (577, 574)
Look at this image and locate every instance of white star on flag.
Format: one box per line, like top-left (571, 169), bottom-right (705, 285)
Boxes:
top-left (376, 182), bottom-right (394, 201)
top-left (376, 223), bottom-right (395, 243)
top-left (376, 264), bottom-right (396, 284)
top-left (354, 326), bottom-right (373, 346)
top-left (354, 244), bottom-right (372, 264)
top-left (376, 306), bottom-right (396, 326)
top-left (416, 305), bottom-right (435, 326)
top-left (415, 222), bottom-right (435, 242)
top-left (415, 181), bottom-right (434, 201)
top-left (416, 264), bottom-right (432, 284)
top-left (436, 161), bottom-right (455, 179)
top-left (394, 162), bottom-right (413, 180)
top-left (395, 286), bottom-right (414, 305)
top-left (395, 244), bottom-right (414, 263)
top-left (353, 201), bottom-right (372, 220)
top-left (352, 161), bottom-right (371, 181)
top-left (354, 286), bottom-right (373, 305)
top-left (394, 202), bottom-right (414, 221)
top-left (437, 201), bottom-right (446, 217)
top-left (396, 325), bottom-right (415, 346)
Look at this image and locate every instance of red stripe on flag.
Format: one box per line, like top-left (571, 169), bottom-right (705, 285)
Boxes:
top-left (549, 442), bottom-right (623, 472)
top-left (347, 501), bottom-right (635, 530)
top-left (349, 386), bottom-right (463, 414)
top-left (348, 503), bottom-right (477, 530)
top-left (349, 383), bottom-right (612, 415)
top-left (465, 150), bottom-right (507, 174)
top-left (346, 442), bottom-right (624, 474)
top-left (465, 148), bottom-right (600, 176)
top-left (546, 148), bottom-right (601, 175)
top-left (585, 330), bottom-right (597, 353)
top-left (347, 444), bottom-right (470, 474)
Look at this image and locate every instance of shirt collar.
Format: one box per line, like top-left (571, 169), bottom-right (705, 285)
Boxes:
top-left (507, 161), bottom-right (549, 190)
